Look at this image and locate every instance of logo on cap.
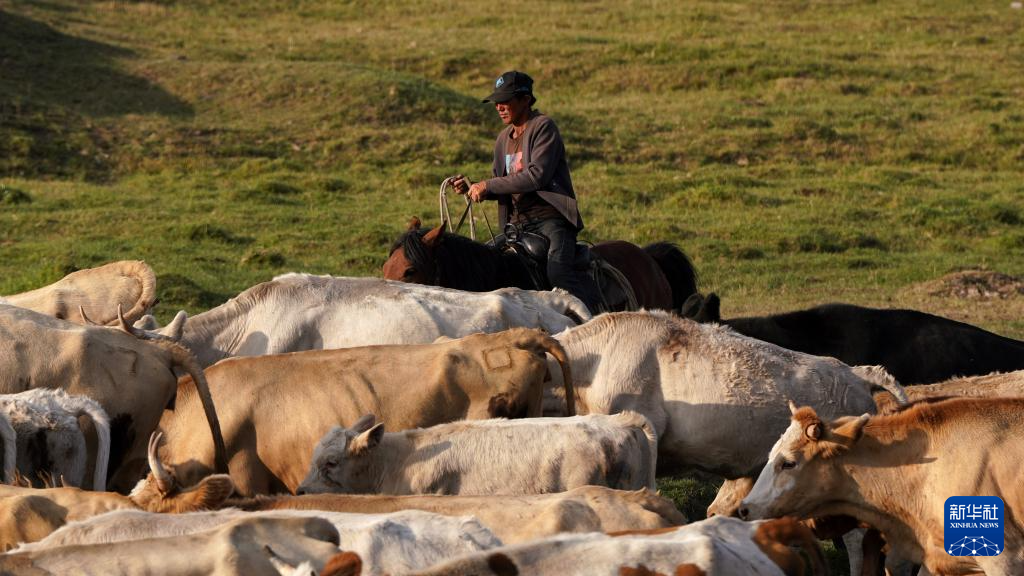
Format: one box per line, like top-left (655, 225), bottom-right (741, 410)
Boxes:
top-left (495, 76), bottom-right (505, 88)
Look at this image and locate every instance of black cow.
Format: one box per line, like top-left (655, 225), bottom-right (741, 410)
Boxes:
top-left (682, 293), bottom-right (1024, 384)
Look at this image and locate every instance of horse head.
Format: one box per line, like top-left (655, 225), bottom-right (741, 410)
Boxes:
top-left (383, 217), bottom-right (446, 284)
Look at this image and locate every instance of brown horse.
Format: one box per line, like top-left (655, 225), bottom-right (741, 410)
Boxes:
top-left (383, 219), bottom-right (698, 314)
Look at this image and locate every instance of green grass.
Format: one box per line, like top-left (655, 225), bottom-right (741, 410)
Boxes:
top-left (2, 5), bottom-right (1022, 571)
top-left (3, 1), bottom-right (1023, 333)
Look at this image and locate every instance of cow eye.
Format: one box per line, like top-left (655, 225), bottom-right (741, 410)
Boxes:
top-left (323, 460), bottom-right (338, 470)
top-left (781, 459), bottom-right (796, 470)
top-left (403, 267), bottom-right (416, 279)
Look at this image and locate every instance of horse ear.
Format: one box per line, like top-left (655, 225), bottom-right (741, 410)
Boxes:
top-left (407, 216), bottom-right (422, 231)
top-left (422, 221), bottom-right (446, 247)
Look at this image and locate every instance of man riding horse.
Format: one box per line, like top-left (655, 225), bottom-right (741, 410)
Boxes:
top-left (453, 70), bottom-right (603, 313)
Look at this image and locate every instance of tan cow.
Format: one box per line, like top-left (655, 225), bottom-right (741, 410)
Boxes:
top-left (231, 486), bottom-right (686, 544)
top-left (1, 260), bottom-right (156, 326)
top-left (0, 515), bottom-right (343, 576)
top-left (873, 370), bottom-right (1024, 414)
top-left (0, 433), bottom-right (234, 550)
top-left (740, 399), bottom-right (1024, 575)
top-left (159, 328), bottom-right (572, 495)
top-left (0, 304), bottom-right (227, 491)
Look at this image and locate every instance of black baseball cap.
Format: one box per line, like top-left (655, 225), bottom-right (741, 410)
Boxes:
top-left (482, 71), bottom-right (536, 104)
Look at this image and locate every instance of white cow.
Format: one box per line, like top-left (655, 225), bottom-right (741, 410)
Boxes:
top-left (544, 311), bottom-right (907, 478)
top-left (0, 389), bottom-right (110, 491)
top-left (137, 273), bottom-right (590, 368)
top-left (18, 508), bottom-right (500, 575)
top-left (298, 412), bottom-right (658, 496)
top-left (1, 515), bottom-right (342, 576)
top-left (410, 515), bottom-right (825, 576)
top-left (0, 410), bottom-right (14, 485)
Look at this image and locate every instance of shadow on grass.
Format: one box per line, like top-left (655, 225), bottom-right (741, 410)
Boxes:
top-left (0, 8), bottom-right (193, 179)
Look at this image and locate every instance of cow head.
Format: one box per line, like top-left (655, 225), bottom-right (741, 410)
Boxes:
top-left (739, 402), bottom-right (869, 521)
top-left (706, 476), bottom-right (755, 518)
top-left (128, 432), bottom-right (234, 512)
top-left (296, 415), bottom-right (384, 495)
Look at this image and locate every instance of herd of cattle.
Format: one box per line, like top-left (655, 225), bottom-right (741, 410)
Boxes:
top-left (1, 260), bottom-right (1023, 575)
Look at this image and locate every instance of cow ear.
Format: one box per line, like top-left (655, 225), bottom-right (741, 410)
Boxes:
top-left (816, 414), bottom-right (869, 459)
top-left (168, 474), bottom-right (235, 512)
top-left (348, 423), bottom-right (384, 455)
top-left (679, 293), bottom-right (704, 319)
top-left (364, 423), bottom-right (385, 449)
top-left (164, 310), bottom-right (187, 341)
top-left (804, 423), bottom-right (821, 441)
top-left (701, 293), bottom-right (721, 322)
top-left (407, 216), bottom-right (422, 231)
top-left (422, 222), bottom-right (446, 248)
top-left (830, 413), bottom-right (870, 445)
top-left (350, 414), bottom-right (376, 434)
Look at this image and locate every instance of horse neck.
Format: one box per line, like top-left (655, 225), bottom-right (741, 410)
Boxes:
top-left (435, 238), bottom-right (535, 292)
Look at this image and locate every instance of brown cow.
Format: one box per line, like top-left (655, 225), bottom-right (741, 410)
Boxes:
top-left (159, 328), bottom-right (571, 495)
top-left (873, 370), bottom-right (1024, 414)
top-left (740, 399), bottom-right (1024, 575)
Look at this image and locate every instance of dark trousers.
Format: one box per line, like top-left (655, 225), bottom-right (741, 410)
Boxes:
top-left (521, 217), bottom-right (602, 314)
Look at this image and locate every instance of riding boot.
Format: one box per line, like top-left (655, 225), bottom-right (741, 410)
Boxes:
top-left (525, 217), bottom-right (602, 315)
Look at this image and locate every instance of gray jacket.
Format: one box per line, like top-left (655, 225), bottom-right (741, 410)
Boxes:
top-left (484, 112), bottom-right (582, 230)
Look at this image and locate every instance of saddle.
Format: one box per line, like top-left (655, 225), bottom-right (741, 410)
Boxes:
top-left (488, 225), bottom-right (638, 312)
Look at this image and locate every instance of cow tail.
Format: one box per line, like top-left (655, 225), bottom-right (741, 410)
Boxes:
top-left (620, 411), bottom-right (659, 491)
top-left (67, 396), bottom-right (111, 492)
top-left (640, 415), bottom-right (659, 491)
top-left (852, 365), bottom-right (909, 407)
top-left (550, 288), bottom-right (592, 325)
top-left (163, 341), bottom-right (230, 474)
top-left (115, 260), bottom-right (158, 325)
top-left (533, 334), bottom-right (576, 416)
top-left (0, 412), bottom-right (14, 485)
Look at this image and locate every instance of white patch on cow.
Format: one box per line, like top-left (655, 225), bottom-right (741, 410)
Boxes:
top-left (742, 420), bottom-right (804, 517)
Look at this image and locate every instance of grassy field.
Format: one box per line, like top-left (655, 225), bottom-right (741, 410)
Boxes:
top-left (2, 2), bottom-right (1022, 570)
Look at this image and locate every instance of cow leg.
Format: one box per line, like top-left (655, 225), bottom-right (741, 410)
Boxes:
top-left (861, 528), bottom-right (885, 576)
top-left (227, 449), bottom-right (271, 497)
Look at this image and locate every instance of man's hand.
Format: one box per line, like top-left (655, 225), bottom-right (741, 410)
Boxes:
top-left (468, 180), bottom-right (487, 202)
top-left (451, 175), bottom-right (470, 195)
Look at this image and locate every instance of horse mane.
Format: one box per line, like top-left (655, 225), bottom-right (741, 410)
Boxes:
top-left (391, 229), bottom-right (533, 291)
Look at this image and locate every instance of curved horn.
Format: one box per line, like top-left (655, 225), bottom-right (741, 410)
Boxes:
top-left (118, 305), bottom-right (149, 339)
top-left (78, 305), bottom-right (97, 326)
top-left (148, 432), bottom-right (173, 494)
